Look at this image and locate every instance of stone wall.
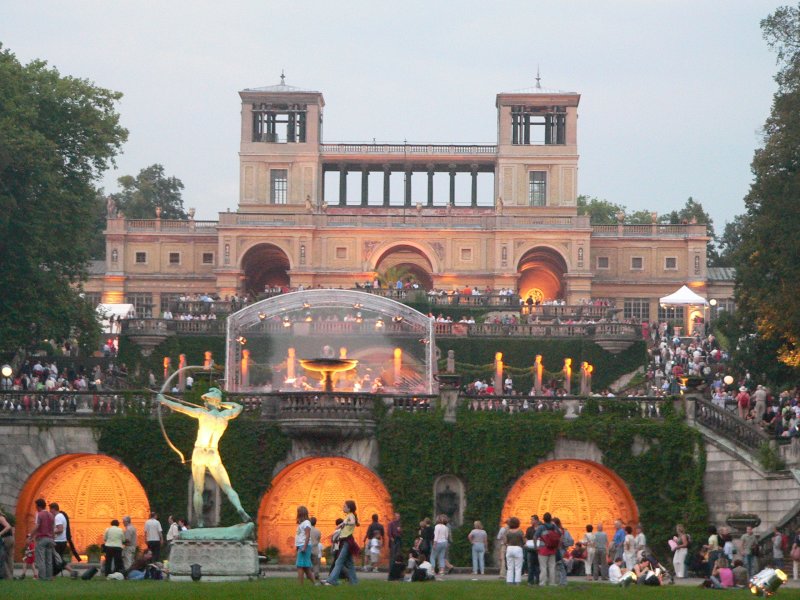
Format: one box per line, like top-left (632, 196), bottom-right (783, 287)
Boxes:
top-left (0, 421), bottom-right (98, 512)
top-left (704, 436), bottom-right (800, 534)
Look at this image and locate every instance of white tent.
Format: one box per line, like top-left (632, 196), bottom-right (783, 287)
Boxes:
top-left (659, 285), bottom-right (708, 306)
top-left (96, 303), bottom-right (136, 333)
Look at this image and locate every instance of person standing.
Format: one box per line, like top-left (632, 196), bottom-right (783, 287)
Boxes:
top-left (295, 506), bottom-right (315, 585)
top-left (49, 503), bottom-right (75, 577)
top-left (309, 517), bottom-right (322, 580)
top-left (496, 520), bottom-right (508, 579)
top-left (362, 514), bottom-right (384, 571)
top-left (623, 525), bottom-right (636, 570)
top-left (122, 516), bottom-right (137, 571)
top-left (672, 524), bottom-right (689, 578)
top-left (525, 515), bottom-right (542, 585)
top-left (431, 514), bottom-right (450, 578)
top-left (773, 527), bottom-right (785, 570)
top-left (29, 498), bottom-right (54, 581)
top-left (790, 527), bottom-right (800, 580)
top-left (611, 519), bottom-right (625, 562)
top-left (582, 524), bottom-right (596, 581)
top-left (387, 513), bottom-right (402, 561)
top-left (634, 524), bottom-right (647, 561)
top-left (592, 522), bottom-right (609, 581)
top-left (535, 512), bottom-right (560, 586)
top-left (103, 519), bottom-right (125, 575)
top-left (468, 520), bottom-right (487, 575)
top-left (165, 515), bottom-right (180, 558)
top-left (324, 500), bottom-right (359, 586)
top-left (741, 526), bottom-right (758, 579)
top-left (504, 517), bottom-right (525, 584)
top-left (0, 508), bottom-right (13, 580)
top-left (144, 512), bottom-right (163, 561)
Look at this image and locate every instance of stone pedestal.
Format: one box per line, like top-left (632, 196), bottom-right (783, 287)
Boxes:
top-left (168, 539), bottom-right (259, 582)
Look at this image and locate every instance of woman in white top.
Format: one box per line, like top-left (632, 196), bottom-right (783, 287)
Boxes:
top-left (623, 525), bottom-right (636, 570)
top-left (582, 524), bottom-right (596, 581)
top-left (431, 514), bottom-right (450, 576)
top-left (634, 525), bottom-right (647, 560)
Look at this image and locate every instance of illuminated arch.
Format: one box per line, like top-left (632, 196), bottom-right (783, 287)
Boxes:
top-left (257, 457), bottom-right (394, 560)
top-left (241, 242), bottom-right (292, 296)
top-left (500, 460), bottom-right (638, 537)
top-left (15, 454), bottom-right (150, 559)
top-left (370, 240), bottom-right (440, 275)
top-left (516, 246), bottom-right (569, 302)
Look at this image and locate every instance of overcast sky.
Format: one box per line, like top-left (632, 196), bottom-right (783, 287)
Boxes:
top-left (2, 0), bottom-right (786, 229)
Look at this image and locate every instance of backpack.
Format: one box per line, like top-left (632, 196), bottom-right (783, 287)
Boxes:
top-left (542, 526), bottom-right (562, 550)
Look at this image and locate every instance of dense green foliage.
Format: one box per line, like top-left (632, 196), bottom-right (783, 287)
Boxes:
top-left (436, 339), bottom-right (647, 392)
top-left (117, 335), bottom-right (227, 382)
top-left (731, 4), bottom-right (800, 371)
top-left (377, 404), bottom-right (707, 566)
top-left (111, 163), bottom-right (187, 220)
top-left (0, 45), bottom-right (127, 352)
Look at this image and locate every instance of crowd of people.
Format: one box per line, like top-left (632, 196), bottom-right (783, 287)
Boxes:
top-left (0, 359), bottom-right (127, 398)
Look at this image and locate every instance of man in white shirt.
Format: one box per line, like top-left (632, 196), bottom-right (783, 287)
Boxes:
top-left (166, 515), bottom-right (180, 558)
top-left (608, 556), bottom-right (626, 584)
top-left (144, 512), bottom-right (164, 561)
top-left (51, 503), bottom-right (75, 576)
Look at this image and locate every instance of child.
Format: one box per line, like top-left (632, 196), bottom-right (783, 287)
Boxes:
top-left (369, 531), bottom-right (381, 572)
top-left (295, 506), bottom-right (315, 585)
top-left (18, 537), bottom-right (37, 579)
top-left (414, 552), bottom-right (436, 581)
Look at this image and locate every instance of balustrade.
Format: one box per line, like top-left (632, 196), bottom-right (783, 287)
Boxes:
top-left (693, 397), bottom-right (771, 452)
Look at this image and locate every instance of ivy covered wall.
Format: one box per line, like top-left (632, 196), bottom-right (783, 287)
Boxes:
top-left (93, 397), bottom-right (706, 565)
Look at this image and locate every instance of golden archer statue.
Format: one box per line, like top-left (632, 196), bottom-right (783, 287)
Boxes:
top-left (157, 386), bottom-right (251, 527)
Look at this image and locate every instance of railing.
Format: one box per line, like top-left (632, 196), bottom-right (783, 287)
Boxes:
top-left (521, 304), bottom-right (611, 319)
top-left (321, 143), bottom-right (497, 155)
top-left (125, 219), bottom-right (218, 232)
top-left (460, 395), bottom-right (669, 418)
top-left (591, 224), bottom-right (707, 238)
top-left (693, 397), bottom-right (771, 452)
top-left (122, 319), bottom-right (226, 335)
top-left (434, 322), bottom-right (639, 338)
top-left (0, 391), bottom-right (155, 416)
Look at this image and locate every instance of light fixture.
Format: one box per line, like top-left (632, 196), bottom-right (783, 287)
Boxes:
top-left (282, 316), bottom-right (292, 328)
top-left (258, 311), bottom-right (267, 321)
top-left (353, 303), bottom-right (363, 309)
top-left (236, 336), bottom-right (247, 345)
top-left (723, 375), bottom-right (734, 386)
top-left (355, 312), bottom-right (363, 323)
top-left (305, 311), bottom-right (313, 322)
top-left (1, 365), bottom-right (12, 378)
top-left (710, 298), bottom-right (717, 307)
top-left (392, 316), bottom-right (403, 324)
top-left (749, 568), bottom-right (787, 596)
top-left (303, 302), bottom-right (311, 309)
top-left (375, 318), bottom-right (385, 330)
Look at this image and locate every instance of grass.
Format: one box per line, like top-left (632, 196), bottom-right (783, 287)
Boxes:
top-left (6, 578), bottom-right (800, 600)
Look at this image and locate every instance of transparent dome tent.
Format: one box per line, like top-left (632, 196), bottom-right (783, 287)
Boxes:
top-left (225, 290), bottom-right (436, 394)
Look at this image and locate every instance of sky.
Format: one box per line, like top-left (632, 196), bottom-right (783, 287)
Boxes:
top-left (1, 0), bottom-right (787, 230)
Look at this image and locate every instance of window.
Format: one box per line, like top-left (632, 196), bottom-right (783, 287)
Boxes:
top-left (511, 105), bottom-right (566, 145)
top-left (83, 292), bottom-right (101, 308)
top-left (658, 305), bottom-right (684, 323)
top-left (252, 102), bottom-right (307, 143)
top-left (126, 293), bottom-right (153, 318)
top-left (460, 248), bottom-right (473, 262)
top-left (202, 252), bottom-right (214, 265)
top-left (169, 252), bottom-right (180, 265)
top-left (335, 247), bottom-right (347, 259)
top-left (631, 257), bottom-right (643, 270)
top-left (271, 169), bottom-right (288, 204)
top-left (160, 293), bottom-right (182, 315)
top-left (597, 256), bottom-right (610, 269)
top-left (623, 298), bottom-right (650, 322)
top-left (111, 249), bottom-right (118, 263)
top-left (135, 252), bottom-right (147, 264)
top-left (664, 257), bottom-right (677, 270)
top-left (529, 171), bottom-right (547, 206)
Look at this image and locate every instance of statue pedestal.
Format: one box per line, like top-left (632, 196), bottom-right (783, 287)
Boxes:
top-left (168, 539), bottom-right (260, 582)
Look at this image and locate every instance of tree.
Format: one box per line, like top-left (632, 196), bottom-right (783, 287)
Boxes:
top-left (714, 214), bottom-right (750, 268)
top-left (660, 197), bottom-right (718, 263)
top-left (576, 195), bottom-right (625, 225)
top-left (111, 164), bottom-right (187, 219)
top-left (733, 4), bottom-right (800, 371)
top-left (0, 45), bottom-right (127, 352)
top-left (626, 210), bottom-right (655, 225)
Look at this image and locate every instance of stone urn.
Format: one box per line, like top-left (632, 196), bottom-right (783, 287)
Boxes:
top-left (726, 513), bottom-right (761, 533)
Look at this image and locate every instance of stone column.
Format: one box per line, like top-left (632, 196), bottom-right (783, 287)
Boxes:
top-left (449, 166), bottom-right (456, 206)
top-left (470, 165), bottom-right (478, 207)
top-left (427, 165), bottom-right (435, 207)
top-left (383, 165), bottom-right (391, 206)
top-left (404, 168), bottom-right (412, 207)
top-left (339, 165), bottom-right (348, 206)
top-left (361, 167), bottom-right (369, 206)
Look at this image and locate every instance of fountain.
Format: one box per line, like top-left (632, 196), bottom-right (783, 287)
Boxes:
top-left (299, 358), bottom-right (359, 392)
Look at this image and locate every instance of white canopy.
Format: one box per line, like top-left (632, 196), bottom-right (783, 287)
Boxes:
top-left (96, 303), bottom-right (136, 333)
top-left (659, 285), bottom-right (708, 306)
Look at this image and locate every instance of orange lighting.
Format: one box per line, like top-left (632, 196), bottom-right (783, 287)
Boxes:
top-left (501, 460), bottom-right (638, 540)
top-left (241, 350), bottom-right (250, 387)
top-left (204, 351), bottom-right (212, 369)
top-left (15, 454), bottom-right (150, 560)
top-left (257, 457), bottom-right (394, 562)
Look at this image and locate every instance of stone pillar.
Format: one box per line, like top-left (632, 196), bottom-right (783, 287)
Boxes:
top-left (534, 355), bottom-right (543, 394)
top-left (404, 168), bottom-right (412, 207)
top-left (470, 165), bottom-right (478, 207)
top-left (361, 167), bottom-right (369, 206)
top-left (383, 165), bottom-right (391, 206)
top-left (339, 166), bottom-right (348, 206)
top-left (427, 165), bottom-right (435, 207)
top-left (441, 388), bottom-right (459, 423)
top-left (446, 350), bottom-right (455, 373)
top-left (449, 166), bottom-right (456, 206)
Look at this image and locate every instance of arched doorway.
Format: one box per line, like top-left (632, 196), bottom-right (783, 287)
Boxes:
top-left (241, 243), bottom-right (291, 296)
top-left (15, 454), bottom-right (150, 559)
top-left (517, 247), bottom-right (567, 302)
top-left (257, 457), bottom-right (394, 560)
top-left (375, 245), bottom-right (434, 290)
top-left (500, 460), bottom-right (638, 537)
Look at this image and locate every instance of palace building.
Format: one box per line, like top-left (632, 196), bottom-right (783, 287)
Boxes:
top-left (86, 76), bottom-right (733, 331)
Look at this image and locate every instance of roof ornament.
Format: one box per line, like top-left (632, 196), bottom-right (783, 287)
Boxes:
top-left (280, 69), bottom-right (285, 85)
top-left (535, 66), bottom-right (542, 90)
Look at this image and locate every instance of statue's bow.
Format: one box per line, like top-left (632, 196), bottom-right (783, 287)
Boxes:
top-left (156, 365), bottom-right (207, 464)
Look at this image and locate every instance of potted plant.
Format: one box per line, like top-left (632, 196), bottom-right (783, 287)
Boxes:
top-left (85, 544), bottom-right (103, 564)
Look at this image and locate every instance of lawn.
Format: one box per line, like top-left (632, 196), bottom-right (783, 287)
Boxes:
top-left (6, 578), bottom-right (800, 600)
